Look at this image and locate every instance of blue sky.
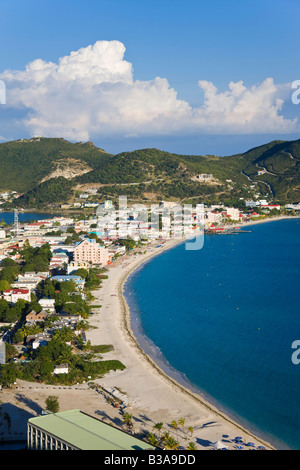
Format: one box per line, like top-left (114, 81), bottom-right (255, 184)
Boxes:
top-left (0, 0), bottom-right (299, 155)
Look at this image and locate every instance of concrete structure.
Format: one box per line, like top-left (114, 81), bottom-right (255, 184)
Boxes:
top-left (74, 238), bottom-right (111, 266)
top-left (195, 173), bottom-right (214, 182)
top-left (27, 409), bottom-right (156, 450)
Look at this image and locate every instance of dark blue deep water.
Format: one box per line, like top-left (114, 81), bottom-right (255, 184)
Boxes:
top-left (125, 219), bottom-right (300, 449)
top-left (0, 211), bottom-right (54, 224)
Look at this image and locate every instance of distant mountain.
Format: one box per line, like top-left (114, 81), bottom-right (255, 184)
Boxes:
top-left (1, 136), bottom-right (300, 208)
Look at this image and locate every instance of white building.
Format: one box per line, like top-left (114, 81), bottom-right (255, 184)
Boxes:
top-left (225, 207), bottom-right (240, 221)
top-left (38, 298), bottom-right (55, 312)
top-left (2, 288), bottom-right (31, 303)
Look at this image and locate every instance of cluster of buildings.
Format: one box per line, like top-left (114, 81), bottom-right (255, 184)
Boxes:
top-left (0, 216), bottom-right (123, 330)
top-left (0, 199), bottom-right (297, 310)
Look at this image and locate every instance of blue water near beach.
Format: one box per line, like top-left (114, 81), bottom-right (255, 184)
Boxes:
top-left (124, 219), bottom-right (300, 449)
top-left (0, 211), bottom-right (55, 224)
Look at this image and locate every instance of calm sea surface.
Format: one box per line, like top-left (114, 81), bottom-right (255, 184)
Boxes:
top-left (125, 219), bottom-right (300, 450)
top-left (0, 211), bottom-right (55, 224)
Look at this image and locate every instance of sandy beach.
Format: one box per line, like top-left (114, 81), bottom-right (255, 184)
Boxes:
top-left (2, 216), bottom-right (297, 450)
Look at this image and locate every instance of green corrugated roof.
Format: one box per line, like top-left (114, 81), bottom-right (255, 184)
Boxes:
top-left (28, 409), bottom-right (155, 450)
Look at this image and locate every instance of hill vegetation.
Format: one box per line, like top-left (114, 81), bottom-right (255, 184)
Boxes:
top-left (1, 136), bottom-right (300, 207)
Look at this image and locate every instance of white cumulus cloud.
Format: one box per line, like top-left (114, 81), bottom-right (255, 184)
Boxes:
top-left (0, 40), bottom-right (298, 141)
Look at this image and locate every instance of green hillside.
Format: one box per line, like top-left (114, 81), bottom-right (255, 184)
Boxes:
top-left (1, 136), bottom-right (300, 208)
top-left (0, 137), bottom-right (112, 192)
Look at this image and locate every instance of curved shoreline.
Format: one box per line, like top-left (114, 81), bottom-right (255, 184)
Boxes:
top-left (116, 237), bottom-right (276, 450)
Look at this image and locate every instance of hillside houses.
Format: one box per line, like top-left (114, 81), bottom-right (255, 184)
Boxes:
top-left (3, 288), bottom-right (31, 303)
top-left (11, 272), bottom-right (49, 291)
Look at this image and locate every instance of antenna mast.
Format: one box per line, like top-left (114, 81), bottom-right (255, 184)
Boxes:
top-left (14, 208), bottom-right (19, 237)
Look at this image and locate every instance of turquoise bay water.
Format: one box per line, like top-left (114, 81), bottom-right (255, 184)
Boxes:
top-left (125, 219), bottom-right (300, 450)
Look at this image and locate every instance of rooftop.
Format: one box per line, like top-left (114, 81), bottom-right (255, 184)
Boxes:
top-left (28, 409), bottom-right (156, 450)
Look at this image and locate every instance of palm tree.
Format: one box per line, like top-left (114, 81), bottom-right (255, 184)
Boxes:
top-left (153, 422), bottom-right (163, 438)
top-left (147, 433), bottom-right (159, 447)
top-left (178, 417), bottom-right (185, 435)
top-left (170, 420), bottom-right (178, 440)
top-left (186, 441), bottom-right (198, 450)
top-left (162, 430), bottom-right (170, 445)
top-left (188, 426), bottom-right (194, 438)
top-left (122, 412), bottom-right (133, 432)
top-left (165, 436), bottom-right (179, 450)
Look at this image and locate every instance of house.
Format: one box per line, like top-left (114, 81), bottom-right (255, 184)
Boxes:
top-left (49, 252), bottom-right (69, 269)
top-left (38, 298), bottom-right (55, 312)
top-left (67, 260), bottom-right (90, 275)
top-left (261, 204), bottom-right (281, 211)
top-left (11, 271), bottom-right (49, 291)
top-left (2, 288), bottom-right (31, 303)
top-left (195, 173), bottom-right (214, 182)
top-left (50, 275), bottom-right (85, 290)
top-left (26, 334), bottom-right (51, 349)
top-left (53, 363), bottom-right (69, 375)
top-left (26, 309), bottom-right (49, 324)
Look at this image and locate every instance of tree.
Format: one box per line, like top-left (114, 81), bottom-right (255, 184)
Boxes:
top-left (39, 360), bottom-right (54, 378)
top-left (164, 436), bottom-right (179, 450)
top-left (45, 396), bottom-right (59, 413)
top-left (170, 420), bottom-right (178, 439)
top-left (178, 417), bottom-right (185, 434)
top-left (5, 343), bottom-right (18, 362)
top-left (147, 433), bottom-right (159, 447)
top-left (37, 278), bottom-right (56, 298)
top-left (153, 422), bottom-right (163, 438)
top-left (0, 266), bottom-right (19, 284)
top-left (188, 426), bottom-right (194, 438)
top-left (0, 280), bottom-right (11, 292)
top-left (122, 412), bottom-right (133, 432)
top-left (186, 442), bottom-right (197, 450)
top-left (73, 268), bottom-right (89, 279)
top-left (0, 362), bottom-right (19, 387)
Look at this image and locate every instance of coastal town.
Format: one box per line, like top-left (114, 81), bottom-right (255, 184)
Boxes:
top-left (0, 196), bottom-right (298, 450)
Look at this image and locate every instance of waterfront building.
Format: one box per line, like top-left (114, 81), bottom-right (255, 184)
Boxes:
top-left (74, 238), bottom-right (111, 266)
top-left (27, 409), bottom-right (156, 450)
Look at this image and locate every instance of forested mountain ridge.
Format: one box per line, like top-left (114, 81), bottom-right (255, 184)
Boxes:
top-left (1, 136), bottom-right (300, 207)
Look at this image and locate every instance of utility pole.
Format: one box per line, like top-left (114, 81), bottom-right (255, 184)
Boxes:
top-left (14, 208), bottom-right (19, 237)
